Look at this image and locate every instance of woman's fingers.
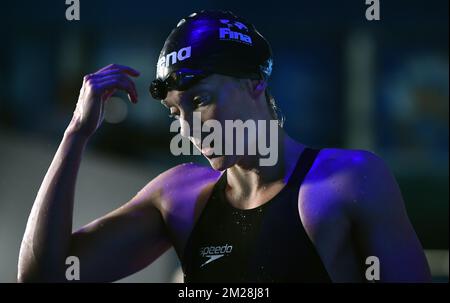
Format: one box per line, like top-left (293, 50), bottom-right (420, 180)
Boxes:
top-left (96, 76), bottom-right (138, 103)
top-left (95, 64), bottom-right (140, 77)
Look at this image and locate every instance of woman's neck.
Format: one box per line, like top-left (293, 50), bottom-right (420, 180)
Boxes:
top-left (225, 132), bottom-right (306, 209)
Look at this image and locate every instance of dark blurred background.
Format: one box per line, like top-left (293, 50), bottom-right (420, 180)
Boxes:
top-left (0, 0), bottom-right (448, 282)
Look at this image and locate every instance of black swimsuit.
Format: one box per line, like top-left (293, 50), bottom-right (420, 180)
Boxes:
top-left (182, 147), bottom-right (331, 282)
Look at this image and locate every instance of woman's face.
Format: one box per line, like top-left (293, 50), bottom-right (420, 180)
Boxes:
top-left (162, 74), bottom-right (265, 171)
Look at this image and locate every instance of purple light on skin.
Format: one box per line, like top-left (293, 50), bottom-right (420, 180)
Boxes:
top-left (304, 150), bottom-right (372, 182)
top-left (298, 150), bottom-right (374, 211)
top-left (350, 153), bottom-right (366, 164)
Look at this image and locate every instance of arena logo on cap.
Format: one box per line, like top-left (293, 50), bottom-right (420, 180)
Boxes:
top-left (157, 46), bottom-right (192, 69)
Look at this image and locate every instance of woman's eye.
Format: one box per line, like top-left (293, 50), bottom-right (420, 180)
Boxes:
top-left (192, 94), bottom-right (211, 107)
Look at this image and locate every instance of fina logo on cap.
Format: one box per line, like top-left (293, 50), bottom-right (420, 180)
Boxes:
top-left (219, 19), bottom-right (249, 31)
top-left (219, 19), bottom-right (252, 45)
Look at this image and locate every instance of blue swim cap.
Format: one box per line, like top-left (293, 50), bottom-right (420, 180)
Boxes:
top-left (150, 10), bottom-right (273, 100)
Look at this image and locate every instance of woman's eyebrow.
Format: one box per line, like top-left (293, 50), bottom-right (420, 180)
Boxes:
top-left (186, 75), bottom-right (215, 91)
top-left (160, 81), bottom-right (211, 108)
top-left (187, 81), bottom-right (212, 94)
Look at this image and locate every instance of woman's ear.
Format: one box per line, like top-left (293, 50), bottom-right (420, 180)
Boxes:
top-left (246, 79), bottom-right (267, 99)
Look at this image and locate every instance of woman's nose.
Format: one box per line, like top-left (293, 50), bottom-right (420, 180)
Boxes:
top-left (179, 114), bottom-right (191, 138)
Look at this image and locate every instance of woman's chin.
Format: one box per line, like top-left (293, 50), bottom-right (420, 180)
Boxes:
top-left (206, 155), bottom-right (235, 171)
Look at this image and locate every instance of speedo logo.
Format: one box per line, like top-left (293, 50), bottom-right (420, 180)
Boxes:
top-left (157, 46), bottom-right (191, 69)
top-left (219, 27), bottom-right (252, 45)
top-left (199, 244), bottom-right (233, 267)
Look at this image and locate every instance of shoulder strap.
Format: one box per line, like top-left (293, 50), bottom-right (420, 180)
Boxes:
top-left (286, 147), bottom-right (321, 188)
